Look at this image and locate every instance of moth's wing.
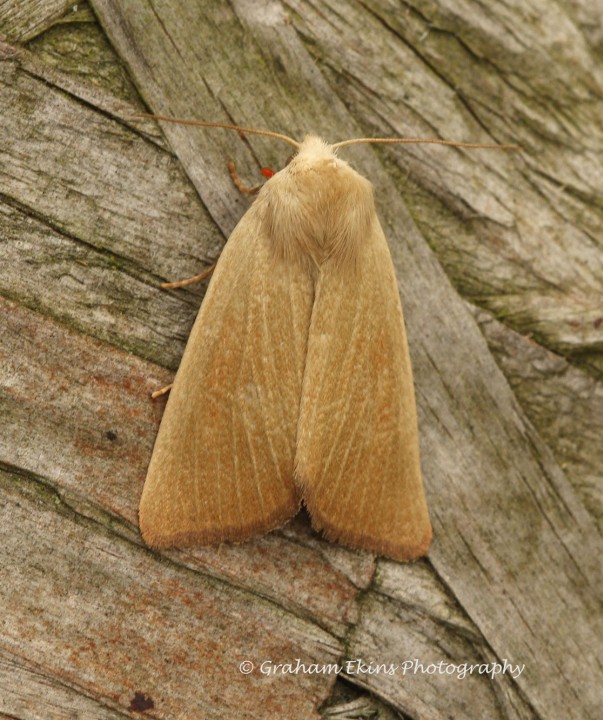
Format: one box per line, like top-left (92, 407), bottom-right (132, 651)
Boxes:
top-left (140, 206), bottom-right (313, 548)
top-left (296, 220), bottom-right (432, 561)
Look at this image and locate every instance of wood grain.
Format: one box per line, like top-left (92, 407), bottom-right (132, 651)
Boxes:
top-left (0, 463), bottom-right (342, 719)
top-left (1, 0), bottom-right (601, 718)
top-left (0, 0), bottom-right (74, 42)
top-left (472, 303), bottom-right (603, 529)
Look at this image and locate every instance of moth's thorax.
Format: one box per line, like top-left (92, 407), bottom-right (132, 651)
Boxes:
top-left (258, 135), bottom-right (376, 269)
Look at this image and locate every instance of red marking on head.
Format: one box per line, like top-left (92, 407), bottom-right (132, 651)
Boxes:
top-left (261, 167), bottom-right (275, 178)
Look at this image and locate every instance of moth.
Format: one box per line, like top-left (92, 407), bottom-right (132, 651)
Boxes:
top-left (137, 118), bottom-right (517, 561)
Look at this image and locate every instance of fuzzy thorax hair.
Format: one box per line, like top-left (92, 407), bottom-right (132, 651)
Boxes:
top-left (258, 135), bottom-right (376, 270)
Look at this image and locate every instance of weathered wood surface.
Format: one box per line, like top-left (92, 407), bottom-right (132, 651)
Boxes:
top-left (1, 1), bottom-right (601, 719)
top-left (0, 0), bottom-right (74, 42)
top-left (472, 303), bottom-right (603, 528)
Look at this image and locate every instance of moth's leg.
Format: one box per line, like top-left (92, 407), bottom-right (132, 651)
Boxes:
top-left (228, 161), bottom-right (265, 195)
top-left (160, 265), bottom-right (216, 289)
top-left (151, 383), bottom-right (173, 400)
top-left (153, 266), bottom-right (215, 397)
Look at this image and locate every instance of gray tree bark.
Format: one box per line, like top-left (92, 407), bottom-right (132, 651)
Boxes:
top-left (1, 1), bottom-right (601, 718)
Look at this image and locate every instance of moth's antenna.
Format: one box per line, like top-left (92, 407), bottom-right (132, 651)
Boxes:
top-left (132, 114), bottom-right (301, 149)
top-left (333, 137), bottom-right (521, 151)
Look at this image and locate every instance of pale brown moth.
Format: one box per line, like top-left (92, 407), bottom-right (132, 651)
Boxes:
top-left (138, 118), bottom-right (518, 561)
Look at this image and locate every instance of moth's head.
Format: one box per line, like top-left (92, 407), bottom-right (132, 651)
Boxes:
top-left (273, 134), bottom-right (358, 181)
top-left (259, 135), bottom-right (375, 270)
top-left (290, 135), bottom-right (337, 165)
